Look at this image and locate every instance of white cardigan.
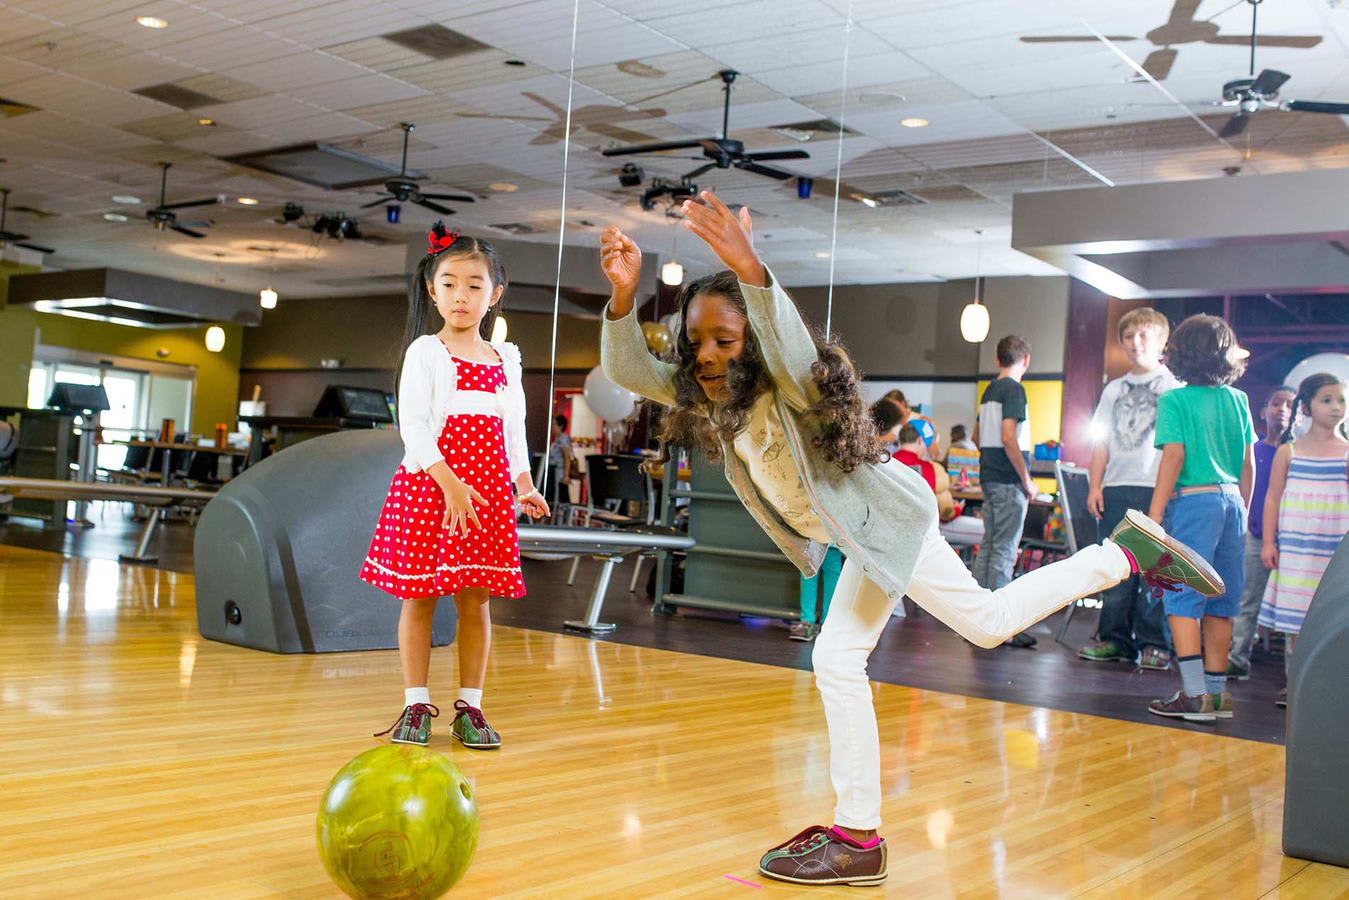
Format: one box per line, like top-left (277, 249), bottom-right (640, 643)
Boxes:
top-left (396, 334), bottom-right (531, 481)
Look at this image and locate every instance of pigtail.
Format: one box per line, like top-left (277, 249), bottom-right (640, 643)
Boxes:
top-left (1284, 372), bottom-right (1348, 444)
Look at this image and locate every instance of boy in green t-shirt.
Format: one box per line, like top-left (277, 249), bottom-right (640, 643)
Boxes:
top-left (1146, 315), bottom-right (1256, 723)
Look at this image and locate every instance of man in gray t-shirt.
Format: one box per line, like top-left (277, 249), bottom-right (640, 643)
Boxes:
top-left (1078, 308), bottom-right (1179, 669)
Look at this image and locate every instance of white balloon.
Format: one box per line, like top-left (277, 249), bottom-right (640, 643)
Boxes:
top-left (1284, 352), bottom-right (1349, 395)
top-left (583, 366), bottom-right (636, 421)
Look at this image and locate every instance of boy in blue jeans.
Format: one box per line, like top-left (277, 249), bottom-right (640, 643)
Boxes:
top-left (1147, 315), bottom-right (1255, 722)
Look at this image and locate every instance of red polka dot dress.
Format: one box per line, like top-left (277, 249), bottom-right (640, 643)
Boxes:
top-left (360, 347), bottom-right (525, 600)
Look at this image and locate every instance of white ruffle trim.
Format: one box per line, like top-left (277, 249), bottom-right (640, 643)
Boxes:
top-left (362, 558), bottom-right (523, 580)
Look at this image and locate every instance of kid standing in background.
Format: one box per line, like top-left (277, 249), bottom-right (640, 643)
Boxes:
top-left (361, 223), bottom-right (549, 749)
top-left (1259, 373), bottom-right (1349, 708)
top-left (1078, 307), bottom-right (1179, 670)
top-left (1146, 314), bottom-right (1255, 723)
top-left (1226, 386), bottom-right (1297, 680)
top-left (599, 192), bottom-right (1220, 887)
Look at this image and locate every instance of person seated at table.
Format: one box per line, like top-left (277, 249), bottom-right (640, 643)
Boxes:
top-left (895, 424), bottom-right (983, 548)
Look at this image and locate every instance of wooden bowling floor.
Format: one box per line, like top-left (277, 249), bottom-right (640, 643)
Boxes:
top-left (1, 544), bottom-right (1344, 898)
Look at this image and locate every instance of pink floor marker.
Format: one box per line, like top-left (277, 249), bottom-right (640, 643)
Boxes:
top-left (723, 875), bottom-right (763, 888)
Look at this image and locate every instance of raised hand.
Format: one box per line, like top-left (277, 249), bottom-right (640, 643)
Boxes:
top-left (680, 191), bottom-right (766, 287)
top-left (600, 226), bottom-right (642, 298)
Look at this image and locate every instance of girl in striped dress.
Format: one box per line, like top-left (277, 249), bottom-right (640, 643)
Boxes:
top-left (1260, 372), bottom-right (1349, 705)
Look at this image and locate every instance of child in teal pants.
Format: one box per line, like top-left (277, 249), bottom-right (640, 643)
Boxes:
top-left (792, 545), bottom-right (844, 641)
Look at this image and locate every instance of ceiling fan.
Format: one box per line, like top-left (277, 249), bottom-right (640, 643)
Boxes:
top-left (1215, 0), bottom-right (1349, 138)
top-left (0, 189), bottom-right (54, 254)
top-left (360, 123), bottom-right (476, 216)
top-left (1021, 0), bottom-right (1320, 82)
top-left (602, 69), bottom-right (810, 182)
top-left (145, 162), bottom-right (216, 238)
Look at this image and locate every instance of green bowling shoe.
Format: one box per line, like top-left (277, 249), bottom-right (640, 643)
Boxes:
top-left (1109, 510), bottom-right (1224, 598)
top-left (451, 700), bottom-right (501, 750)
top-left (373, 702), bottom-right (439, 746)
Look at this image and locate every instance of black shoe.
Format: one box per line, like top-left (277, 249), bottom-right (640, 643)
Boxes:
top-left (1004, 631), bottom-right (1037, 649)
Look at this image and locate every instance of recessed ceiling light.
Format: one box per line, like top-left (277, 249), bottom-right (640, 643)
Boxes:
top-left (900, 117), bottom-right (929, 128)
top-left (197, 117), bottom-right (216, 126)
top-left (136, 15), bottom-right (168, 29)
top-left (504, 59), bottom-right (526, 67)
top-left (104, 213), bottom-right (129, 222)
top-left (488, 183), bottom-right (518, 192)
top-left (237, 197), bottom-right (259, 205)
top-left (815, 251), bottom-right (831, 258)
top-left (112, 195), bottom-right (141, 205)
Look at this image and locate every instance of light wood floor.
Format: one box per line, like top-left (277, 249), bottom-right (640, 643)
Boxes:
top-left (0, 545), bottom-right (1343, 898)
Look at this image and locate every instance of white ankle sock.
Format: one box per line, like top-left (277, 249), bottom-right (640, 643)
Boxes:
top-left (405, 686), bottom-right (431, 707)
top-left (457, 687), bottom-right (483, 709)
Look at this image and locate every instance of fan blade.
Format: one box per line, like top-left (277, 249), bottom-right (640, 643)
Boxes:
top-left (602, 139), bottom-right (712, 157)
top-left (161, 198), bottom-right (217, 210)
top-left (745, 150), bottom-right (811, 161)
top-left (419, 192), bottom-right (476, 203)
top-left (417, 199), bottom-right (455, 215)
top-left (1250, 68), bottom-right (1291, 96)
top-left (177, 220), bottom-right (212, 228)
top-left (0, 230), bottom-right (32, 242)
top-left (1020, 35), bottom-right (1136, 42)
top-left (734, 160), bottom-right (794, 181)
top-left (17, 241), bottom-right (55, 254)
top-left (1218, 112), bottom-right (1250, 138)
top-left (1141, 48), bottom-right (1177, 81)
top-left (1283, 99), bottom-right (1349, 115)
top-left (170, 225), bottom-right (206, 238)
top-left (360, 197), bottom-right (390, 209)
top-left (683, 163), bottom-right (717, 179)
top-left (1205, 35), bottom-right (1322, 49)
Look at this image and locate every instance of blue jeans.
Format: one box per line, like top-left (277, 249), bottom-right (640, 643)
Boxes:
top-left (1162, 486), bottom-right (1245, 619)
top-left (800, 545), bottom-right (844, 625)
top-left (1096, 485), bottom-right (1169, 656)
top-left (973, 481), bottom-right (1029, 591)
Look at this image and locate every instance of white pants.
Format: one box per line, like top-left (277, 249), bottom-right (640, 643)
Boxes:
top-left (814, 519), bottom-right (1131, 829)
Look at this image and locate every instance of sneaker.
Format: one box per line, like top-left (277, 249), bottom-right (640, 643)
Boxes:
top-left (1205, 692), bottom-right (1234, 720)
top-left (374, 702), bottom-right (439, 746)
top-left (1148, 690), bottom-right (1215, 723)
top-left (1078, 640), bottom-right (1128, 662)
top-left (451, 700), bottom-right (501, 750)
top-left (1005, 631), bottom-right (1037, 649)
top-left (788, 622), bottom-right (819, 642)
top-left (1139, 647), bottom-right (1173, 670)
top-left (1110, 510), bottom-right (1224, 598)
top-left (758, 825), bottom-right (887, 886)
top-left (1225, 662), bottom-right (1250, 681)
top-left (1276, 688), bottom-right (1287, 709)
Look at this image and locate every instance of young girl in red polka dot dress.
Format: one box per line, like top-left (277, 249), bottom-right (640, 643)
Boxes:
top-left (362, 222), bottom-right (549, 750)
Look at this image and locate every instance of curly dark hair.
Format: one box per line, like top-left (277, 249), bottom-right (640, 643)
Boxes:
top-left (1164, 314), bottom-right (1246, 386)
top-left (657, 270), bottom-right (888, 473)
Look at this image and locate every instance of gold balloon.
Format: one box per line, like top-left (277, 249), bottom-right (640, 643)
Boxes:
top-left (641, 320), bottom-right (673, 355)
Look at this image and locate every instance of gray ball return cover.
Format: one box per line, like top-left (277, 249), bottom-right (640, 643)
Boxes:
top-left (1283, 531), bottom-right (1349, 866)
top-left (194, 429), bottom-right (456, 653)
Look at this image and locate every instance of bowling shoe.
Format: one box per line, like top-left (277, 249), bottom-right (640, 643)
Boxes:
top-left (451, 700), bottom-right (501, 749)
top-left (758, 825), bottom-right (887, 886)
top-left (1109, 510), bottom-right (1224, 597)
top-left (374, 702), bottom-right (440, 746)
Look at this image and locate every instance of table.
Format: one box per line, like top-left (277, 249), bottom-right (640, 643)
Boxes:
top-left (106, 440), bottom-right (246, 485)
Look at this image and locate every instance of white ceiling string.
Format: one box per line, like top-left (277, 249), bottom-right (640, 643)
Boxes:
top-left (824, 0), bottom-right (855, 338)
top-left (538, 0), bottom-right (581, 496)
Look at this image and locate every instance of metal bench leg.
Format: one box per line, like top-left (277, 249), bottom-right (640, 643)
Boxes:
top-left (564, 554), bottom-right (623, 634)
top-left (567, 556), bottom-right (581, 585)
top-left (119, 508), bottom-right (163, 564)
top-left (628, 555), bottom-right (643, 592)
top-left (1055, 598), bottom-right (1079, 646)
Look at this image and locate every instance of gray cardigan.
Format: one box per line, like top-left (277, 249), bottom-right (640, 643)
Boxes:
top-left (600, 269), bottom-right (937, 603)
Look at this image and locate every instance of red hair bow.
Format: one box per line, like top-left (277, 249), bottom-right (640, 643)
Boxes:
top-left (427, 229), bottom-right (460, 254)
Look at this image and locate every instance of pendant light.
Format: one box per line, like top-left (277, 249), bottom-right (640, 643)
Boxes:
top-left (205, 325), bottom-right (225, 352)
top-left (259, 247), bottom-right (278, 309)
top-left (660, 224), bottom-right (683, 286)
top-left (960, 229), bottom-right (990, 343)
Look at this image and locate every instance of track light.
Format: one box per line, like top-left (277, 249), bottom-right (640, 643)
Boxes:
top-left (386, 204), bottom-right (401, 224)
top-left (619, 162), bottom-right (644, 187)
top-left (797, 177), bottom-right (813, 199)
top-left (282, 202), bottom-right (304, 222)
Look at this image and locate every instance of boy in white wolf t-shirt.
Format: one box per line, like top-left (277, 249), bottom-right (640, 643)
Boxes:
top-left (1078, 307), bottom-right (1181, 670)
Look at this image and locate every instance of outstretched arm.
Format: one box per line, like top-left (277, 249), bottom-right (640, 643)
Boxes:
top-left (681, 191), bottom-right (820, 410)
top-left (599, 226), bottom-right (677, 407)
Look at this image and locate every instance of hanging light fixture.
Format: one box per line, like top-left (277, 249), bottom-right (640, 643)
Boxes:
top-left (205, 326), bottom-right (225, 352)
top-left (960, 229), bottom-right (990, 343)
top-left (661, 224), bottom-right (683, 286)
top-left (259, 248), bottom-right (278, 309)
top-left (491, 315), bottom-right (508, 343)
